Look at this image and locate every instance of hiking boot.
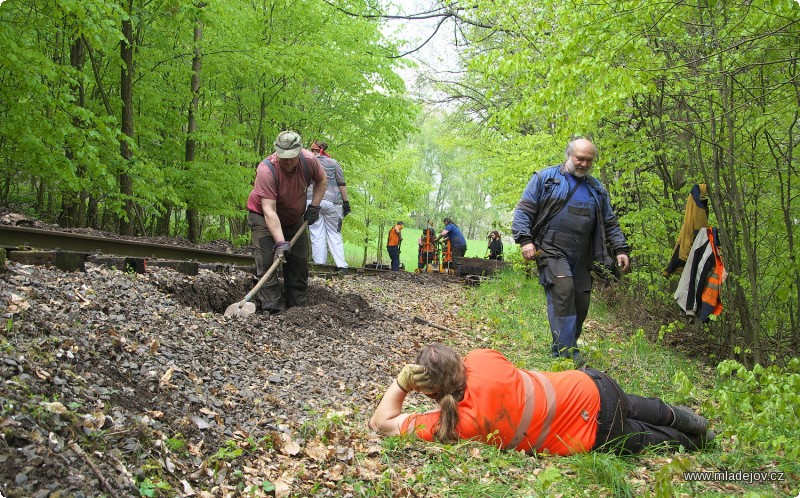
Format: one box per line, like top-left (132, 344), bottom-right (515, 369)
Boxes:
top-left (670, 405), bottom-right (709, 435)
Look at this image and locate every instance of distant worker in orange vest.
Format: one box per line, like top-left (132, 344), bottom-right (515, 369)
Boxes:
top-left (369, 343), bottom-right (714, 455)
top-left (386, 221), bottom-right (404, 271)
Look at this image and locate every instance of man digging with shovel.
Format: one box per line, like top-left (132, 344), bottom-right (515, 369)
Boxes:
top-left (242, 131), bottom-right (326, 316)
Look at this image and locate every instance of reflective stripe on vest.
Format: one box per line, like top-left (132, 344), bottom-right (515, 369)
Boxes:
top-left (508, 373), bottom-right (536, 449)
top-left (509, 370), bottom-right (557, 452)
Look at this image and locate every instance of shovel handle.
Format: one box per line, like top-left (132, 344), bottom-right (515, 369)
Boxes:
top-left (239, 221), bottom-right (309, 305)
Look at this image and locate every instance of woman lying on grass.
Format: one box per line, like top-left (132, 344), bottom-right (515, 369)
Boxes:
top-left (369, 343), bottom-right (714, 455)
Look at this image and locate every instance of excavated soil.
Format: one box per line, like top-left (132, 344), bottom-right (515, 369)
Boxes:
top-left (1, 239), bottom-right (476, 497)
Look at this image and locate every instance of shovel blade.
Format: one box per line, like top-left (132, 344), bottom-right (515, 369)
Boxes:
top-left (224, 301), bottom-right (257, 318)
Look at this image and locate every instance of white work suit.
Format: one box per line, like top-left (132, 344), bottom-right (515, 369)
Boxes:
top-left (306, 155), bottom-right (348, 268)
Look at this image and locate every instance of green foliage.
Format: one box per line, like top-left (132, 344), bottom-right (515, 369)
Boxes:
top-left (657, 320), bottom-right (685, 343)
top-left (568, 452), bottom-right (636, 497)
top-left (430, 0), bottom-right (800, 364)
top-left (210, 439), bottom-right (244, 463)
top-left (710, 359), bottom-right (800, 465)
top-left (535, 465), bottom-right (562, 492)
top-left (401, 114), bottom-right (511, 236)
top-left (136, 476), bottom-right (171, 497)
top-left (165, 433), bottom-right (187, 454)
top-left (0, 0), bottom-right (416, 240)
top-left (650, 456), bottom-right (693, 498)
top-left (299, 409), bottom-right (350, 443)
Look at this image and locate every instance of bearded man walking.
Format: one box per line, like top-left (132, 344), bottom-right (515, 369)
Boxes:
top-left (512, 137), bottom-right (630, 366)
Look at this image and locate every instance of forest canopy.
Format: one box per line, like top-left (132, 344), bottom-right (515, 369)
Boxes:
top-left (0, 0), bottom-right (417, 239)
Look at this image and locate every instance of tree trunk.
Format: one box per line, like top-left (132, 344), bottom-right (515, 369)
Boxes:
top-left (87, 194), bottom-right (99, 229)
top-left (35, 178), bottom-right (45, 214)
top-left (257, 91), bottom-right (267, 157)
top-left (118, 0), bottom-right (135, 235)
top-left (229, 216), bottom-right (247, 241)
top-left (60, 35), bottom-right (87, 229)
top-left (185, 5), bottom-right (205, 242)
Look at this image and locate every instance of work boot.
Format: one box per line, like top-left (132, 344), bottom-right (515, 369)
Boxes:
top-left (670, 405), bottom-right (709, 436)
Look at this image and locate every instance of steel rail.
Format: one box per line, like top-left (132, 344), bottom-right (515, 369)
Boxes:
top-left (0, 225), bottom-right (254, 266)
top-left (0, 225), bottom-right (392, 275)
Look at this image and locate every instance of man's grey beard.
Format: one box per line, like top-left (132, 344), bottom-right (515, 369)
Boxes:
top-left (566, 161), bottom-right (589, 177)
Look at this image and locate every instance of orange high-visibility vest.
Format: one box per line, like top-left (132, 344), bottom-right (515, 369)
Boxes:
top-left (387, 224), bottom-right (403, 247)
top-left (401, 349), bottom-right (600, 455)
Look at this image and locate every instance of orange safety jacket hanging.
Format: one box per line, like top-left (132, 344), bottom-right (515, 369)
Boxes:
top-left (698, 227), bottom-right (724, 321)
top-left (663, 184), bottom-right (709, 277)
top-left (674, 226), bottom-right (725, 322)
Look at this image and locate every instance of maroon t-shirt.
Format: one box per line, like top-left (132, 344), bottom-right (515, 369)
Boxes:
top-left (247, 149), bottom-right (324, 225)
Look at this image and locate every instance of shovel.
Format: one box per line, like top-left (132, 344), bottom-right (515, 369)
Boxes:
top-left (224, 221), bottom-right (308, 318)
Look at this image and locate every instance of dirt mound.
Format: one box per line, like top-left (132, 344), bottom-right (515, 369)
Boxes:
top-left (151, 268), bottom-right (257, 314)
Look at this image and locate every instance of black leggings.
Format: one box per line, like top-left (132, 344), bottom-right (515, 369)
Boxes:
top-left (586, 368), bottom-right (706, 454)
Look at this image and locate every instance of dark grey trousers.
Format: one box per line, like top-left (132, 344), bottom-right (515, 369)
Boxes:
top-left (247, 212), bottom-right (310, 312)
top-left (586, 368), bottom-right (706, 454)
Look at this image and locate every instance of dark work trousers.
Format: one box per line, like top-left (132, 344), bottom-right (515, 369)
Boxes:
top-left (586, 368), bottom-right (705, 454)
top-left (248, 212), bottom-right (310, 312)
top-left (387, 245), bottom-right (401, 271)
top-left (451, 244), bottom-right (467, 270)
top-left (537, 190), bottom-right (596, 359)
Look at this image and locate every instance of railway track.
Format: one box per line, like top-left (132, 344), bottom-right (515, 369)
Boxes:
top-left (0, 224), bottom-right (389, 276)
top-left (1, 224), bottom-right (252, 266)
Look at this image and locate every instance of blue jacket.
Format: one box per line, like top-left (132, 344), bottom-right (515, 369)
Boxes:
top-left (444, 223), bottom-right (467, 248)
top-left (511, 164), bottom-right (629, 263)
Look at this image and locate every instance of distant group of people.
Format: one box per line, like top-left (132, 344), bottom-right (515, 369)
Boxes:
top-left (247, 132), bottom-right (714, 458)
top-left (386, 217), bottom-right (475, 272)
